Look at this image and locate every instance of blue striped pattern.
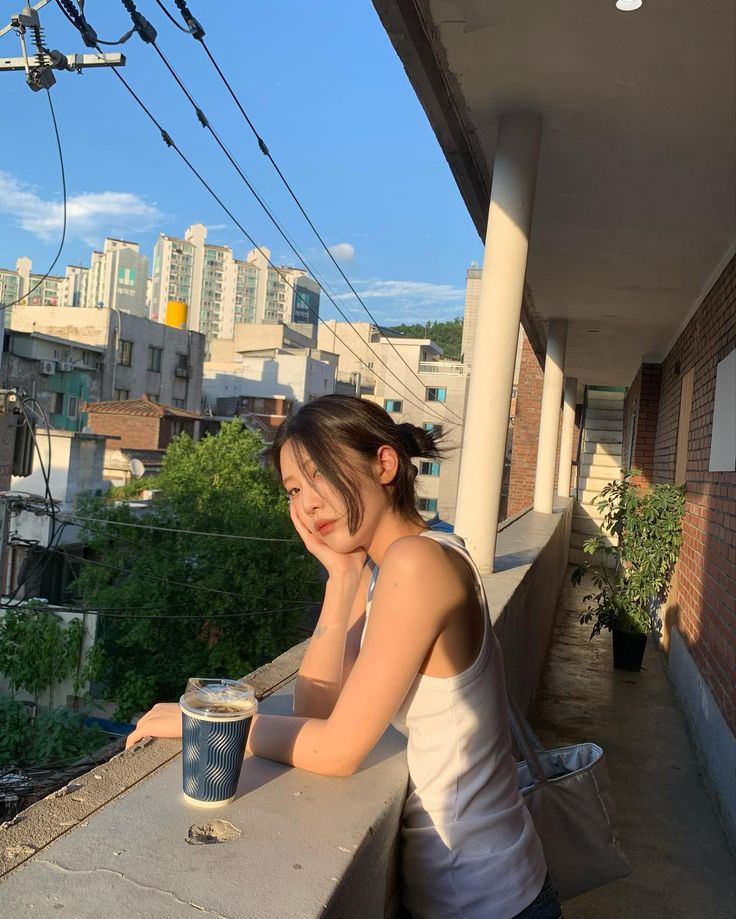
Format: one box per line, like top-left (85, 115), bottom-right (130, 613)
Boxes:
top-left (182, 714), bottom-right (251, 803)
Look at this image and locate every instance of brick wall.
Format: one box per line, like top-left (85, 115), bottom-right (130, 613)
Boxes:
top-left (87, 412), bottom-right (161, 451)
top-left (646, 255), bottom-right (735, 734)
top-left (622, 363), bottom-right (662, 485)
top-left (507, 331), bottom-right (545, 516)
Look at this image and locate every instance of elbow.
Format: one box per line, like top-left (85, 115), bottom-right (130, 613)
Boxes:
top-left (305, 728), bottom-right (362, 777)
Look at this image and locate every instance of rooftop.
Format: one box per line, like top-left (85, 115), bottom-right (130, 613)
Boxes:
top-left (85, 395), bottom-right (203, 420)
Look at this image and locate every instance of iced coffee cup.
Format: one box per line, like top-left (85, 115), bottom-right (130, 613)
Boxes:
top-left (179, 677), bottom-right (258, 807)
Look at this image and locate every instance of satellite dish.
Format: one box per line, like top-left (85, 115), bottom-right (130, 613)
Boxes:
top-left (130, 459), bottom-right (145, 479)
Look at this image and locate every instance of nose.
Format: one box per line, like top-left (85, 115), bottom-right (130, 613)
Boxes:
top-left (299, 480), bottom-right (323, 515)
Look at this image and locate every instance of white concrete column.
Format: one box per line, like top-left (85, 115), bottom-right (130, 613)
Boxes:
top-left (533, 319), bottom-right (568, 513)
top-left (557, 376), bottom-right (577, 498)
top-left (455, 113), bottom-right (542, 574)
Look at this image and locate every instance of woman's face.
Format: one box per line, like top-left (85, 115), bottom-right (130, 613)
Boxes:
top-left (279, 440), bottom-right (389, 552)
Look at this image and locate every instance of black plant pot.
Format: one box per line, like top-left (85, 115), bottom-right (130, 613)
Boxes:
top-left (612, 629), bottom-right (648, 672)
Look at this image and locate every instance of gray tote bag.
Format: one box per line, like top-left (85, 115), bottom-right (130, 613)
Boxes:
top-left (508, 694), bottom-right (631, 902)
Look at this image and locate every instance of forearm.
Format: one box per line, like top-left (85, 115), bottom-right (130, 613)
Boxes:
top-left (293, 573), bottom-right (361, 718)
top-left (246, 712), bottom-right (355, 776)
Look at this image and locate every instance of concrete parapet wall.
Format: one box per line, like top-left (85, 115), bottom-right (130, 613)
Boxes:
top-left (488, 500), bottom-right (574, 714)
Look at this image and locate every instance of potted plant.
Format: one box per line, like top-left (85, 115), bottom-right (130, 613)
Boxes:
top-left (571, 470), bottom-right (686, 671)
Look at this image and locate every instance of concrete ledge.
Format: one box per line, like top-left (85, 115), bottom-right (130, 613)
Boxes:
top-left (485, 499), bottom-right (574, 714)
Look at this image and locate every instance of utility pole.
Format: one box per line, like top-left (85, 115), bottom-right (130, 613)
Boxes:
top-left (0, 3), bottom-right (125, 92)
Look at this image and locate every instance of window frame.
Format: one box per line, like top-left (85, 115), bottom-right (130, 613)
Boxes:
top-left (118, 339), bottom-right (133, 367)
top-left (426, 387), bottom-right (447, 403)
top-left (384, 399), bottom-right (403, 414)
top-left (148, 345), bottom-right (163, 373)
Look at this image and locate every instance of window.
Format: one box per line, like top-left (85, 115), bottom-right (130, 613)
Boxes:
top-left (53, 392), bottom-right (64, 414)
top-left (148, 346), bottom-right (163, 373)
top-left (384, 399), bottom-right (403, 413)
top-left (119, 339), bottom-right (133, 366)
top-left (423, 422), bottom-right (443, 437)
top-left (417, 498), bottom-right (438, 513)
top-left (419, 461), bottom-right (441, 477)
top-left (173, 398), bottom-right (187, 409)
top-left (115, 389), bottom-right (129, 401)
top-left (146, 394), bottom-right (158, 402)
top-left (426, 387), bottom-right (447, 403)
top-left (82, 350), bottom-right (98, 368)
top-left (67, 396), bottom-right (79, 418)
top-left (171, 421), bottom-right (183, 436)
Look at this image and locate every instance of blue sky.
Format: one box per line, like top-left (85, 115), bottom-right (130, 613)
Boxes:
top-left (0, 1), bottom-right (482, 325)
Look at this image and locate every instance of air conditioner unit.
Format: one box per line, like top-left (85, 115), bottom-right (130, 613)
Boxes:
top-left (58, 361), bottom-right (74, 372)
top-left (39, 359), bottom-right (56, 375)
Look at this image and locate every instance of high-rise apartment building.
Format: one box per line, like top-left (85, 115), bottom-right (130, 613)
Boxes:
top-left (0, 257), bottom-right (63, 310)
top-left (85, 238), bottom-right (149, 317)
top-left (150, 224), bottom-right (320, 352)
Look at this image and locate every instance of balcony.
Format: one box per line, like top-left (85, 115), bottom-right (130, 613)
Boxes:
top-left (418, 361), bottom-right (465, 375)
top-left (1, 498), bottom-right (733, 915)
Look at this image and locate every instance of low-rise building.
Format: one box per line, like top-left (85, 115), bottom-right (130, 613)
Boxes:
top-left (204, 322), bottom-right (337, 417)
top-left (2, 329), bottom-right (105, 431)
top-left (84, 395), bottom-right (207, 452)
top-left (9, 306), bottom-right (204, 412)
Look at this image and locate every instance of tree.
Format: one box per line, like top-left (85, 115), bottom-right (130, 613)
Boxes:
top-left (71, 421), bottom-right (321, 720)
top-left (385, 318), bottom-right (464, 361)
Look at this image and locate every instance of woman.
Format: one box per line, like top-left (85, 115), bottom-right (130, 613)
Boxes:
top-left (126, 394), bottom-right (562, 918)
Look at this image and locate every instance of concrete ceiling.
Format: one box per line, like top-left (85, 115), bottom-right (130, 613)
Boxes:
top-left (372, 0), bottom-right (736, 385)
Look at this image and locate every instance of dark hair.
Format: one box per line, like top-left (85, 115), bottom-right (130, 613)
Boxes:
top-left (268, 394), bottom-right (445, 533)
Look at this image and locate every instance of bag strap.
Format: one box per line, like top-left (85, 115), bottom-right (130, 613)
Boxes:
top-left (420, 529), bottom-right (550, 786)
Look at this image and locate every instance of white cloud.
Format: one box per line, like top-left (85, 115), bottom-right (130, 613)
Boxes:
top-left (0, 171), bottom-right (162, 247)
top-left (327, 277), bottom-right (465, 325)
top-left (328, 242), bottom-right (355, 262)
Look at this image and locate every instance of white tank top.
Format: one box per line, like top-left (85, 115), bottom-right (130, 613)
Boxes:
top-left (361, 530), bottom-right (547, 918)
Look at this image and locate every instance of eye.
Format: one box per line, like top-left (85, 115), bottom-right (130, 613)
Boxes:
top-left (286, 486), bottom-right (300, 499)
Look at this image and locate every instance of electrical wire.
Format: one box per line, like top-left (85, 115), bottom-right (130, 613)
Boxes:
top-left (48, 546), bottom-right (316, 607)
top-left (87, 0), bottom-right (456, 425)
top-left (152, 0), bottom-right (189, 32)
top-left (55, 511), bottom-right (300, 542)
top-left (155, 0), bottom-right (466, 423)
top-left (19, 397), bottom-right (57, 540)
top-left (141, 22), bottom-right (461, 424)
top-left (55, 0), bottom-right (135, 45)
top-left (0, 90), bottom-right (66, 314)
top-left (5, 597), bottom-right (317, 620)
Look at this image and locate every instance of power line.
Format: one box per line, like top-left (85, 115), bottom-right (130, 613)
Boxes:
top-left (54, 511), bottom-right (301, 543)
top-left (155, 0), bottom-right (465, 424)
top-left (5, 599), bottom-right (317, 621)
top-left (48, 546), bottom-right (316, 607)
top-left (98, 0), bottom-right (457, 425)
top-left (0, 89), bottom-right (66, 314)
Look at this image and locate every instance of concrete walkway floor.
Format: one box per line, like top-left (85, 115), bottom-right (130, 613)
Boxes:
top-left (531, 573), bottom-right (735, 919)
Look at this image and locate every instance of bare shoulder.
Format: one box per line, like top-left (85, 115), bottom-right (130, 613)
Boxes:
top-left (380, 534), bottom-right (464, 590)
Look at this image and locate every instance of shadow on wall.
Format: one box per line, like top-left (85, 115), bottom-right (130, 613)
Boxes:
top-left (662, 477), bottom-right (736, 848)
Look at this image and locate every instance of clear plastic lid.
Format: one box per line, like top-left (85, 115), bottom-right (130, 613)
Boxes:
top-left (179, 677), bottom-right (257, 718)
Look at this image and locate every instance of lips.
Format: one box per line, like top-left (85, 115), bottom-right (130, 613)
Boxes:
top-left (315, 519), bottom-right (336, 535)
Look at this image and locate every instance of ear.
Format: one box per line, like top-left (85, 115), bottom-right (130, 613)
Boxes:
top-left (375, 444), bottom-right (400, 485)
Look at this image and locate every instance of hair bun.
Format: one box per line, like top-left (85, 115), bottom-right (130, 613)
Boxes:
top-left (396, 422), bottom-right (443, 459)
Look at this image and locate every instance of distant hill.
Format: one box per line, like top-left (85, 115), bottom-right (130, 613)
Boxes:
top-left (384, 317), bottom-right (463, 361)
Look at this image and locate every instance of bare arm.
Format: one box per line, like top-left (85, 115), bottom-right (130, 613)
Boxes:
top-left (292, 566), bottom-right (368, 719)
top-left (247, 537), bottom-right (460, 775)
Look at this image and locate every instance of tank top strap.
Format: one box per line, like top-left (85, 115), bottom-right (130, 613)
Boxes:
top-left (418, 529), bottom-right (492, 626)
